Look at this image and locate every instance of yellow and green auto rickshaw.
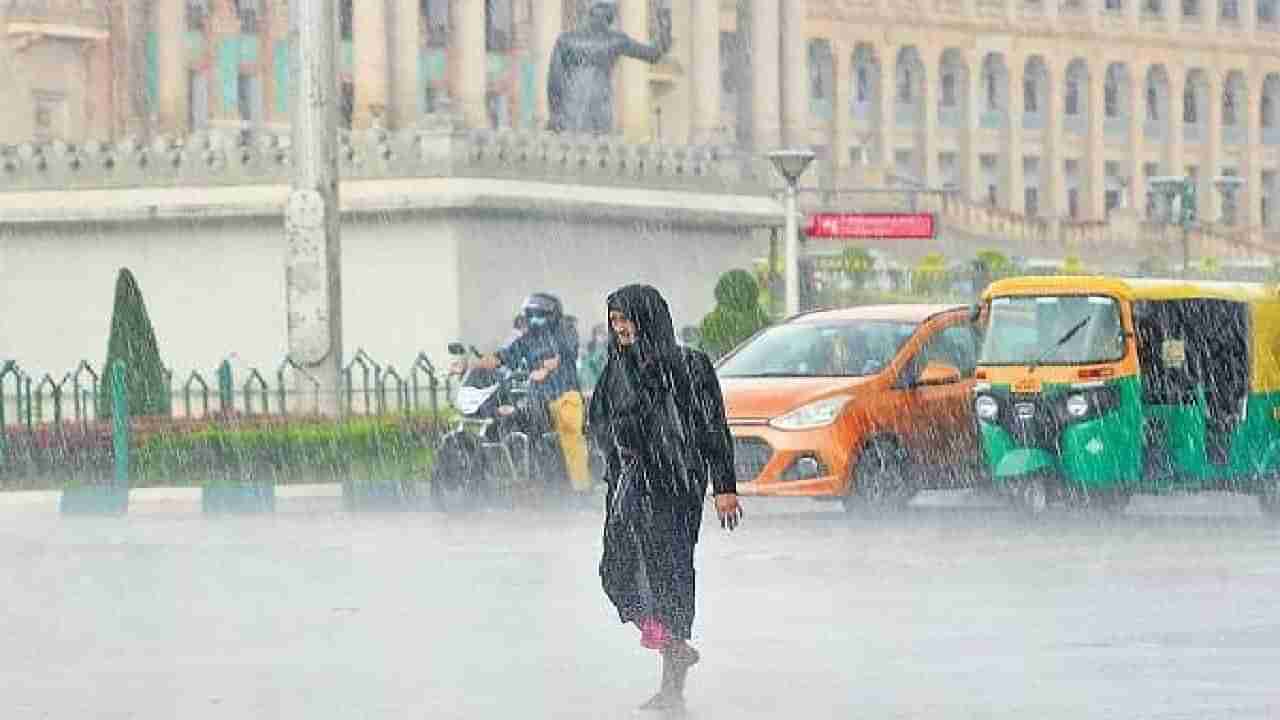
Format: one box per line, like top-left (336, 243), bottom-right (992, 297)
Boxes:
top-left (973, 275), bottom-right (1280, 515)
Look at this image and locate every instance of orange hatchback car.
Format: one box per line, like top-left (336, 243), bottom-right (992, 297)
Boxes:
top-left (718, 304), bottom-right (986, 510)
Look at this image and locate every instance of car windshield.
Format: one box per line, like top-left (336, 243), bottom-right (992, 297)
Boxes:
top-left (718, 320), bottom-right (917, 378)
top-left (980, 295), bottom-right (1125, 365)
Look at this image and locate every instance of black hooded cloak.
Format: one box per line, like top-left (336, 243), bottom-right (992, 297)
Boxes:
top-left (589, 284), bottom-right (736, 640)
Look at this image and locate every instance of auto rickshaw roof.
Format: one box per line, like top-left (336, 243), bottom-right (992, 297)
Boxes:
top-left (982, 275), bottom-right (1280, 305)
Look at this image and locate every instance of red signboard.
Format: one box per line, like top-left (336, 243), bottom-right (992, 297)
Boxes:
top-left (805, 212), bottom-right (935, 239)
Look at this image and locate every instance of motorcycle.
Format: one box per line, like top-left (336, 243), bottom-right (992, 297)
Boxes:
top-left (429, 342), bottom-right (569, 512)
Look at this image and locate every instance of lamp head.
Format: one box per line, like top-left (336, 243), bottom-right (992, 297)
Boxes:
top-left (767, 148), bottom-right (817, 186)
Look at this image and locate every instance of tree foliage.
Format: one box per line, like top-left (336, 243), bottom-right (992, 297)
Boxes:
top-left (99, 268), bottom-right (171, 418)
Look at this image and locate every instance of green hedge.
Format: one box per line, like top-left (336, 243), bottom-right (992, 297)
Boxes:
top-left (133, 415), bottom-right (440, 487)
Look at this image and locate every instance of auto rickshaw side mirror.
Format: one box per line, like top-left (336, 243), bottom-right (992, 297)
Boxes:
top-left (968, 303), bottom-right (983, 323)
top-left (448, 342), bottom-right (466, 356)
top-left (917, 362), bottom-right (962, 387)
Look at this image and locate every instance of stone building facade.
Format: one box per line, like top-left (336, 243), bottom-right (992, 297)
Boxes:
top-left (4, 0), bottom-right (1280, 231)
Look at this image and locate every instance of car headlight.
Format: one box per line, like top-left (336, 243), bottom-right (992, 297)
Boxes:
top-left (1065, 393), bottom-right (1089, 418)
top-left (975, 394), bottom-right (999, 421)
top-left (769, 395), bottom-right (853, 431)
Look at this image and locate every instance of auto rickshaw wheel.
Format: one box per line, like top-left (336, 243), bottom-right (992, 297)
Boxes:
top-left (1089, 489), bottom-right (1131, 514)
top-left (844, 440), bottom-right (916, 513)
top-left (1256, 476), bottom-right (1280, 518)
top-left (1010, 475), bottom-right (1050, 516)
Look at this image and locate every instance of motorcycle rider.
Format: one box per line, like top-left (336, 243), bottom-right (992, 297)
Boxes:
top-left (457, 293), bottom-right (592, 501)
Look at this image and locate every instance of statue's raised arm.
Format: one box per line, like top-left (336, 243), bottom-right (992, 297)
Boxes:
top-left (546, 2), bottom-right (673, 135)
top-left (615, 7), bottom-right (672, 64)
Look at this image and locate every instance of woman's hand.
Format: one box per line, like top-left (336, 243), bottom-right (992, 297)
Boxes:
top-left (715, 493), bottom-right (743, 531)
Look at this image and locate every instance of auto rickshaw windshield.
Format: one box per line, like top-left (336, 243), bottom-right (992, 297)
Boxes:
top-left (980, 295), bottom-right (1125, 366)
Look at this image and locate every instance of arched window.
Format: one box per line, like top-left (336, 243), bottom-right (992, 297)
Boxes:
top-left (856, 66), bottom-right (871, 103)
top-left (898, 67), bottom-right (914, 103)
top-left (1105, 77), bottom-right (1120, 117)
top-left (235, 0), bottom-right (259, 33)
top-left (1024, 76), bottom-right (1038, 113)
top-left (422, 0), bottom-right (449, 47)
top-left (1147, 82), bottom-right (1160, 122)
top-left (1223, 85), bottom-right (1238, 126)
top-left (942, 71), bottom-right (957, 108)
top-left (1184, 84), bottom-right (1197, 123)
top-left (1261, 0), bottom-right (1278, 22)
top-left (1065, 77), bottom-right (1081, 116)
top-left (986, 71), bottom-right (998, 111)
top-left (186, 0), bottom-right (208, 32)
top-left (486, 0), bottom-right (513, 51)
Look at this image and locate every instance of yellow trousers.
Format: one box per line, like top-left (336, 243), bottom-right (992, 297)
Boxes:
top-left (548, 390), bottom-right (592, 493)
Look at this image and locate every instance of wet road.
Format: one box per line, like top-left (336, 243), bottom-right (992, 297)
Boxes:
top-left (2, 492), bottom-right (1279, 719)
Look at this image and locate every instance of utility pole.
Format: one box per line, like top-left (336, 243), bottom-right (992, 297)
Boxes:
top-left (285, 0), bottom-right (344, 416)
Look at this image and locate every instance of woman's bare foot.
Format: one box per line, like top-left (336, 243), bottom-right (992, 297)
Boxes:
top-left (639, 642), bottom-right (699, 711)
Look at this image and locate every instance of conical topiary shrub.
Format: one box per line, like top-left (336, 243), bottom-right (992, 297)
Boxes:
top-left (98, 268), bottom-right (171, 419)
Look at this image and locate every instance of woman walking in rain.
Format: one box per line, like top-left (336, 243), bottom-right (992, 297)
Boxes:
top-left (588, 284), bottom-right (742, 711)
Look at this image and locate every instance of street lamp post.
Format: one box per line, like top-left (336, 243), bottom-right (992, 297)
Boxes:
top-left (767, 149), bottom-right (817, 318)
top-left (1149, 175), bottom-right (1194, 276)
top-left (1214, 175), bottom-right (1245, 227)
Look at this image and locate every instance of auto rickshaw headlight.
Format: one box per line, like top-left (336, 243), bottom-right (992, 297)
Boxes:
top-left (975, 395), bottom-right (999, 421)
top-left (1065, 393), bottom-right (1089, 418)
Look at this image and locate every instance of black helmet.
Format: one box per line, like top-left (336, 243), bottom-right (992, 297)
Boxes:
top-left (522, 292), bottom-right (563, 330)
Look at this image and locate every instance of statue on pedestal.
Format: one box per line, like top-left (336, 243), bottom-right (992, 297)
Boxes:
top-left (547, 0), bottom-right (672, 134)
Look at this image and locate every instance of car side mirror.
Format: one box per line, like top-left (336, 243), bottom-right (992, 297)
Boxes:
top-left (448, 342), bottom-right (466, 356)
top-left (917, 362), bottom-right (962, 387)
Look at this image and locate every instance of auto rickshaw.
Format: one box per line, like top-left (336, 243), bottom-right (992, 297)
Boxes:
top-left (972, 275), bottom-right (1280, 515)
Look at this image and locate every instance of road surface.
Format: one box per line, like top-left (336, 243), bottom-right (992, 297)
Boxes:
top-left (2, 491), bottom-right (1278, 719)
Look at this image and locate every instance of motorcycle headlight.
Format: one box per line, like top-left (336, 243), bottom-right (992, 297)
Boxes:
top-left (975, 394), bottom-right (999, 421)
top-left (1065, 393), bottom-right (1089, 418)
top-left (769, 395), bottom-right (853, 431)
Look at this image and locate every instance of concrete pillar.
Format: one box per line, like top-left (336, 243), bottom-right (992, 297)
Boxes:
top-left (781, 0), bottom-right (808, 146)
top-left (1204, 70), bottom-right (1222, 221)
top-left (1204, 0), bottom-right (1219, 32)
top-left (876, 43), bottom-right (894, 168)
top-left (1244, 69), bottom-right (1263, 227)
top-left (618, 0), bottom-right (651, 141)
top-left (390, 0), bottom-right (422, 128)
top-left (532, 0), bottom-right (563, 129)
top-left (831, 39), bottom-right (851, 175)
top-left (690, 0), bottom-right (722, 143)
top-left (962, 50), bottom-right (982, 204)
top-left (1165, 64), bottom-right (1185, 179)
top-left (1127, 59), bottom-right (1147, 211)
top-left (210, 1), bottom-right (242, 124)
top-left (287, 0), bottom-right (344, 416)
top-left (155, 0), bottom-right (188, 133)
top-left (920, 50), bottom-right (939, 187)
top-left (658, 0), bottom-right (693, 144)
top-left (1086, 60), bottom-right (1107, 220)
top-left (353, 0), bottom-right (391, 128)
top-left (1004, 56), bottom-right (1025, 212)
top-left (450, 0), bottom-right (488, 128)
top-left (87, 38), bottom-right (114, 139)
top-left (264, 3), bottom-right (289, 126)
top-left (1244, 0), bottom-right (1258, 37)
top-left (751, 0), bottom-right (782, 150)
top-left (1044, 57), bottom-right (1063, 219)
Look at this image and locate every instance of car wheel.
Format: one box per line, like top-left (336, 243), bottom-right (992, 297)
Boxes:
top-left (844, 440), bottom-right (915, 512)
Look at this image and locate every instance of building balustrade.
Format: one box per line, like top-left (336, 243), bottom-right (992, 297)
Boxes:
top-left (3, 0), bottom-right (108, 32)
top-left (0, 123), bottom-right (774, 196)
